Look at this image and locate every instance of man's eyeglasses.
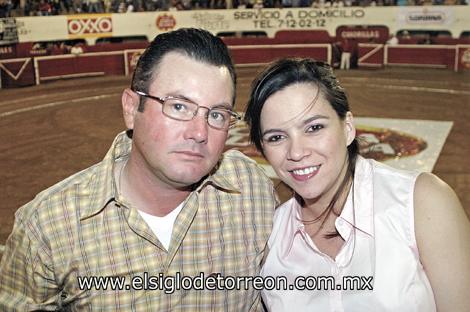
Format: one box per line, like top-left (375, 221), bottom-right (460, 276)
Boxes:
top-left (133, 90), bottom-right (241, 130)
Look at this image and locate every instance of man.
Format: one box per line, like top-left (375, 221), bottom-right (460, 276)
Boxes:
top-left (386, 34), bottom-right (399, 46)
top-left (0, 28), bottom-right (277, 311)
top-left (340, 38), bottom-right (351, 70)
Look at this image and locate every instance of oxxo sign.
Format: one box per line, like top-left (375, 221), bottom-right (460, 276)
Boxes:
top-left (67, 16), bottom-right (113, 36)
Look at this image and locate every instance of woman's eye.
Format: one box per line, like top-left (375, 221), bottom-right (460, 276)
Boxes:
top-left (265, 135), bottom-right (284, 143)
top-left (307, 124), bottom-right (324, 132)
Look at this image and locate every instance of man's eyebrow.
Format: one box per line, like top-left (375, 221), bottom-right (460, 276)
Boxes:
top-left (165, 93), bottom-right (193, 102)
top-left (166, 93), bottom-right (231, 109)
top-left (212, 103), bottom-right (233, 110)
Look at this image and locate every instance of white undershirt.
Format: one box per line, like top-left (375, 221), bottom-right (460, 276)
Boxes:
top-left (137, 203), bottom-right (184, 250)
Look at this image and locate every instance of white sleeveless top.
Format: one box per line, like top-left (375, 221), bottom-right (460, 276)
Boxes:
top-left (261, 156), bottom-right (436, 312)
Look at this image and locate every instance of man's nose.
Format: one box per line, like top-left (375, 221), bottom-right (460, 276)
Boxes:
top-left (183, 107), bottom-right (210, 144)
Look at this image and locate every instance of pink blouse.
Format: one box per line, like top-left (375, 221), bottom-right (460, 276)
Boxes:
top-left (261, 156), bottom-right (436, 312)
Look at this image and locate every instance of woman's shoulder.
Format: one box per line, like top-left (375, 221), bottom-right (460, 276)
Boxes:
top-left (414, 172), bottom-right (463, 220)
top-left (356, 156), bottom-right (420, 200)
top-left (413, 173), bottom-right (470, 311)
top-left (359, 156), bottom-right (420, 181)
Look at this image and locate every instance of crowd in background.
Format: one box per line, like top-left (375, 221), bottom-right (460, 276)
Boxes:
top-left (0, 0), bottom-right (468, 18)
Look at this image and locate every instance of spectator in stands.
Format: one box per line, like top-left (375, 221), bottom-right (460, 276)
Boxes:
top-left (386, 33), bottom-right (399, 45)
top-left (236, 0), bottom-right (247, 7)
top-left (0, 0), bottom-right (11, 17)
top-left (87, 0), bottom-right (103, 12)
top-left (350, 38), bottom-right (359, 68)
top-left (50, 0), bottom-right (61, 14)
top-left (116, 0), bottom-right (126, 11)
top-left (70, 42), bottom-right (84, 55)
top-left (102, 0), bottom-right (111, 11)
top-left (31, 42), bottom-right (42, 50)
top-left (245, 57), bottom-right (470, 312)
top-left (38, 0), bottom-right (52, 15)
top-left (49, 42), bottom-right (62, 54)
top-left (400, 30), bottom-right (411, 40)
top-left (213, 0), bottom-right (226, 8)
top-left (418, 33), bottom-right (433, 44)
top-left (282, 0), bottom-right (292, 7)
top-left (23, 0), bottom-right (33, 15)
top-left (292, 0), bottom-right (301, 6)
top-left (0, 27), bottom-right (277, 312)
top-left (30, 42), bottom-right (48, 55)
top-left (253, 0), bottom-right (263, 8)
top-left (125, 0), bottom-right (134, 11)
top-left (59, 41), bottom-right (71, 53)
top-left (144, 0), bottom-right (163, 9)
top-left (169, 0), bottom-right (186, 9)
top-left (340, 38), bottom-right (352, 70)
top-left (70, 0), bottom-right (82, 12)
top-left (335, 0), bottom-right (345, 6)
top-left (60, 0), bottom-right (73, 12)
top-left (331, 40), bottom-right (342, 68)
top-left (7, 0), bottom-right (470, 16)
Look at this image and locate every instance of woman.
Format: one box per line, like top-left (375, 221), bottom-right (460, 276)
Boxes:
top-left (244, 58), bottom-right (470, 311)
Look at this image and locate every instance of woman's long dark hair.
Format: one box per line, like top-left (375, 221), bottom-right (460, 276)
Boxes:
top-left (245, 58), bottom-right (359, 238)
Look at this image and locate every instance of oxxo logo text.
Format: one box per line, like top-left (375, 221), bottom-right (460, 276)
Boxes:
top-left (68, 16), bottom-right (113, 35)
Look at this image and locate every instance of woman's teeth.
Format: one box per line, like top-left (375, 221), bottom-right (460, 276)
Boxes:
top-left (292, 166), bottom-right (320, 176)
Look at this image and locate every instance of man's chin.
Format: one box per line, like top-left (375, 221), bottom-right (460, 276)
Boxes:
top-left (169, 169), bottom-right (211, 188)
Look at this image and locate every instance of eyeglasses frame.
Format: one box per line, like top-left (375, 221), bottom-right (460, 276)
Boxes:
top-left (133, 90), bottom-right (241, 130)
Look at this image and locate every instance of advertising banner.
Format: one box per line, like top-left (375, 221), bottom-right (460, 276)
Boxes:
top-left (0, 18), bottom-right (18, 46)
top-left (397, 7), bottom-right (454, 28)
top-left (67, 14), bottom-right (113, 39)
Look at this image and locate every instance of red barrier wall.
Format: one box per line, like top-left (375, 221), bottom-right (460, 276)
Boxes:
top-left (0, 45), bottom-right (16, 59)
top-left (1, 42), bottom-right (468, 89)
top-left (358, 44), bottom-right (384, 68)
top-left (35, 52), bottom-right (125, 84)
top-left (230, 44), bottom-right (330, 65)
top-left (386, 45), bottom-right (455, 68)
top-left (275, 30), bottom-right (332, 43)
top-left (85, 42), bottom-right (148, 53)
top-left (0, 58), bottom-right (35, 88)
top-left (222, 30), bottom-right (332, 46)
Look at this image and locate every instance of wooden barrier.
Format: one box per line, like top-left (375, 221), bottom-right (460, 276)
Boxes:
top-left (357, 43), bottom-right (470, 72)
top-left (229, 44), bottom-right (331, 66)
top-left (1, 43), bottom-right (468, 89)
top-left (0, 58), bottom-right (35, 88)
top-left (33, 51), bottom-right (125, 85)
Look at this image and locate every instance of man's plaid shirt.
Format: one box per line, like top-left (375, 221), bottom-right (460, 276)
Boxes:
top-left (0, 131), bottom-right (277, 311)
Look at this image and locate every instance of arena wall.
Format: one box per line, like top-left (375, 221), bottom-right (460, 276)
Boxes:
top-left (1, 6), bottom-right (469, 88)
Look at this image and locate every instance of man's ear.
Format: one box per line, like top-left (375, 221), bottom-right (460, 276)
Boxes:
top-left (344, 111), bottom-right (356, 146)
top-left (122, 88), bottom-right (139, 131)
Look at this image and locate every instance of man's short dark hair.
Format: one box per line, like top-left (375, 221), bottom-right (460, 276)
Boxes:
top-left (131, 28), bottom-right (237, 111)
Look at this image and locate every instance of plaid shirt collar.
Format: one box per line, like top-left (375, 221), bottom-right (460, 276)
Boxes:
top-left (79, 131), bottom-right (240, 220)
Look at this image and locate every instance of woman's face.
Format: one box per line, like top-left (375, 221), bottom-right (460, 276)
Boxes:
top-left (260, 83), bottom-right (355, 205)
